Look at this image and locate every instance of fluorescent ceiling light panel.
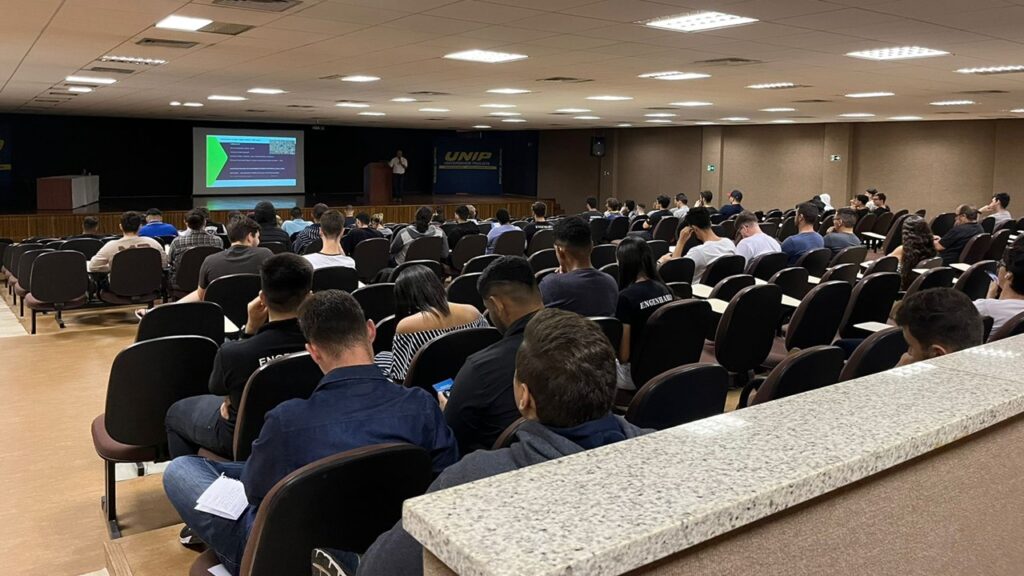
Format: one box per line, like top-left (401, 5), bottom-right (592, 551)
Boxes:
top-left (839, 113), bottom-right (875, 117)
top-left (1012, 109), bottom-right (1024, 113)
top-left (695, 121), bottom-right (717, 125)
top-left (617, 124), bottom-right (633, 127)
top-left (155, 15), bottom-right (212, 32)
top-left (182, 102), bottom-right (203, 107)
top-left (644, 11), bottom-right (758, 33)
top-left (208, 95), bottom-right (247, 101)
top-left (359, 112), bottom-right (386, 116)
top-left (247, 88), bottom-right (286, 95)
top-left (555, 108), bottom-right (591, 113)
top-left (489, 112), bottom-right (521, 116)
top-left (65, 75), bottom-right (116, 85)
top-left (670, 101), bottom-right (712, 107)
top-left (720, 117), bottom-right (750, 121)
top-left (341, 75), bottom-right (380, 82)
top-left (574, 116), bottom-right (601, 120)
top-left (760, 107), bottom-right (796, 112)
top-left (957, 65), bottom-right (1024, 75)
top-left (169, 101), bottom-right (181, 106)
top-left (67, 86), bottom-right (93, 93)
top-left (586, 95), bottom-right (633, 101)
top-left (845, 92), bottom-right (894, 98)
top-left (444, 49), bottom-right (528, 63)
top-left (645, 119), bottom-right (673, 124)
top-left (889, 116), bottom-right (923, 120)
top-left (480, 103), bottom-right (515, 108)
top-left (336, 102), bottom-right (370, 108)
top-left (638, 71), bottom-right (711, 80)
top-left (930, 100), bottom-right (974, 106)
top-left (770, 119), bottom-right (796, 124)
top-left (487, 88), bottom-right (531, 94)
top-left (473, 125), bottom-right (492, 129)
top-left (391, 97), bottom-right (417, 102)
top-left (502, 118), bottom-right (527, 123)
top-left (847, 46), bottom-right (948, 61)
top-left (747, 82), bottom-right (795, 89)
top-left (644, 113), bottom-right (676, 117)
top-left (101, 55), bottom-right (166, 65)
top-left (420, 107), bottom-right (450, 112)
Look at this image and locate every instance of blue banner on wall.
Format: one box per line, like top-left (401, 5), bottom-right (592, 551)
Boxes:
top-left (433, 138), bottom-right (502, 195)
top-left (0, 122), bottom-right (11, 197)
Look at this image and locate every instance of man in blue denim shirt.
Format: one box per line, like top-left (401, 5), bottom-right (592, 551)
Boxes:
top-left (162, 289), bottom-right (458, 574)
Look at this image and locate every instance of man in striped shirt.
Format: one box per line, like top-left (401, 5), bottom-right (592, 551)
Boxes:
top-left (291, 203), bottom-right (330, 254)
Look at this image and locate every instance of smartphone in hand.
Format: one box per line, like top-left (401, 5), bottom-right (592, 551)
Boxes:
top-left (433, 378), bottom-right (455, 398)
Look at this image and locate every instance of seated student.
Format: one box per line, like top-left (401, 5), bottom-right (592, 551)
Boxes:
top-left (658, 207), bottom-right (735, 282)
top-left (370, 214), bottom-right (393, 239)
top-left (165, 253), bottom-right (312, 460)
top-left (292, 203), bottom-right (329, 254)
top-left (374, 265), bottom-right (487, 382)
top-left (894, 287), bottom-right (983, 366)
top-left (890, 215), bottom-right (937, 290)
top-left (69, 216), bottom-right (104, 239)
top-left (87, 211), bottom-right (167, 273)
top-left (871, 191), bottom-right (891, 214)
top-left (168, 209), bottom-right (223, 283)
top-left (849, 194), bottom-right (870, 222)
top-left (342, 205), bottom-right (357, 228)
top-left (580, 196), bottom-right (603, 220)
top-left (281, 207), bottom-right (310, 236)
top-left (695, 190), bottom-right (718, 215)
top-left (823, 208), bottom-right (862, 256)
top-left (604, 197), bottom-right (623, 219)
top-left (980, 192), bottom-right (1012, 224)
top-left (538, 216), bottom-right (618, 317)
top-left (341, 212), bottom-right (384, 256)
top-left (974, 240), bottom-right (1024, 333)
top-left (303, 210), bottom-right (356, 270)
top-left (197, 208), bottom-right (226, 235)
top-left (445, 205), bottom-right (480, 249)
top-left (734, 211), bottom-right (781, 264)
top-left (177, 218), bottom-right (273, 303)
top-left (486, 208), bottom-right (519, 254)
top-left (138, 208), bottom-right (179, 238)
top-left (614, 237), bottom-right (672, 390)
top-left (672, 193), bottom-right (690, 219)
top-left (358, 308), bottom-right (651, 576)
top-left (636, 195), bottom-right (673, 239)
top-left (718, 190), bottom-right (745, 218)
top-left (936, 204), bottom-right (983, 265)
top-left (390, 206), bottom-right (450, 266)
top-left (624, 199), bottom-right (638, 218)
top-left (523, 202), bottom-right (553, 244)
top-left (162, 289), bottom-right (458, 572)
top-left (781, 203), bottom-right (824, 265)
top-left (253, 201), bottom-right (290, 245)
top-left (443, 256), bottom-right (542, 454)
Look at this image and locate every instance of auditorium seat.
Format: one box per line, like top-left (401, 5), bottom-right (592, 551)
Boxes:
top-left (709, 274), bottom-right (755, 303)
top-left (463, 254), bottom-right (500, 275)
top-left (746, 251), bottom-right (787, 281)
top-left (493, 229), bottom-right (526, 256)
top-left (600, 262), bottom-right (618, 280)
top-left (742, 345), bottom-right (845, 407)
top-left (389, 259), bottom-right (443, 282)
top-left (261, 242), bottom-right (288, 254)
top-left (588, 316), bottom-right (623, 353)
top-left (625, 363), bottom-right (728, 430)
top-left (713, 284), bottom-right (783, 388)
top-left (405, 236), bottom-right (442, 262)
top-left (829, 245), bottom-right (868, 267)
top-left (447, 273), bottom-right (484, 312)
top-left (700, 254), bottom-right (745, 286)
top-left (606, 217), bottom-right (628, 242)
top-left (449, 234), bottom-right (486, 272)
top-left (590, 244), bottom-right (617, 269)
top-left (373, 315), bottom-right (397, 355)
top-left (136, 301), bottom-right (225, 346)
top-left (795, 247), bottom-right (832, 277)
top-left (312, 266), bottom-right (359, 292)
top-left (853, 213), bottom-right (877, 245)
top-left (769, 266), bottom-right (810, 300)
top-left (526, 229), bottom-right (554, 255)
top-left (646, 240), bottom-right (669, 261)
top-left (954, 260), bottom-right (997, 301)
top-left (14, 248), bottom-right (54, 315)
top-left (930, 212), bottom-right (956, 237)
top-left (5, 242), bottom-right (44, 298)
top-left (880, 213), bottom-right (910, 255)
top-left (959, 233), bottom-right (992, 265)
top-left (92, 335), bottom-right (218, 538)
top-left (777, 216), bottom-right (797, 241)
top-left (989, 310), bottom-right (1024, 342)
top-left (60, 237), bottom-right (103, 261)
top-left (903, 267), bottom-right (956, 301)
top-left (988, 229), bottom-right (1013, 261)
top-left (589, 218), bottom-right (610, 245)
top-left (403, 327), bottom-right (501, 395)
top-left (528, 248), bottom-right (558, 274)
top-left (862, 255), bottom-right (900, 277)
top-left (838, 327), bottom-right (908, 381)
top-left (631, 299), bottom-right (713, 390)
top-left (171, 245), bottom-right (222, 298)
top-left (99, 248), bottom-right (164, 308)
top-left (352, 283), bottom-right (396, 323)
top-left (353, 237), bottom-right (390, 282)
top-left (667, 282), bottom-right (693, 299)
top-left (659, 257), bottom-right (696, 284)
top-left (768, 281), bottom-right (852, 366)
top-left (652, 216), bottom-right (679, 243)
top-left (819, 263), bottom-right (860, 285)
top-left (24, 251), bottom-right (89, 334)
top-left (837, 272), bottom-right (901, 339)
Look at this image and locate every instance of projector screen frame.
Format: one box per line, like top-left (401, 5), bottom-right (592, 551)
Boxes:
top-left (192, 127), bottom-right (306, 197)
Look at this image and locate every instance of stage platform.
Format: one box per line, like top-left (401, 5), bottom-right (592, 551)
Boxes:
top-left (0, 195), bottom-right (556, 240)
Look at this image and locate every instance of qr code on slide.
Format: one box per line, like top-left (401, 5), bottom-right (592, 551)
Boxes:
top-left (269, 139), bottom-right (296, 155)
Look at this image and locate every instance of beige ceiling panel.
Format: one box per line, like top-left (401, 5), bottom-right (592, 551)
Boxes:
top-left (508, 13), bottom-right (609, 33)
top-left (296, 2), bottom-right (411, 24)
top-left (722, 0), bottom-right (840, 20)
top-left (328, 0), bottom-right (457, 10)
top-left (266, 16), bottom-right (366, 35)
top-left (424, 1), bottom-right (543, 24)
top-left (382, 14), bottom-right (488, 35)
top-left (561, 0), bottom-right (692, 23)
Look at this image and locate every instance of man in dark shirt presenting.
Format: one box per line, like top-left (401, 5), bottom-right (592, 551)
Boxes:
top-left (165, 253), bottom-right (312, 459)
top-left (340, 212), bottom-right (383, 256)
top-left (442, 256), bottom-right (542, 455)
top-left (539, 216), bottom-right (618, 317)
top-left (936, 204), bottom-right (983, 265)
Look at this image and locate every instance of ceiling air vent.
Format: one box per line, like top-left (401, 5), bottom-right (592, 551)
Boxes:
top-left (88, 66), bottom-right (135, 75)
top-left (693, 57), bottom-right (762, 66)
top-left (409, 91), bottom-right (451, 96)
top-left (245, 109), bottom-right (267, 113)
top-left (537, 77), bottom-right (592, 83)
top-left (137, 38), bottom-right (199, 49)
top-left (33, 98), bottom-right (63, 103)
top-left (793, 99), bottom-right (832, 103)
top-left (958, 89), bottom-right (1008, 94)
top-left (287, 104), bottom-right (315, 108)
top-left (935, 111), bottom-right (968, 114)
top-left (645, 106), bottom-right (679, 110)
top-left (212, 0), bottom-right (302, 12)
top-left (200, 22), bottom-right (254, 35)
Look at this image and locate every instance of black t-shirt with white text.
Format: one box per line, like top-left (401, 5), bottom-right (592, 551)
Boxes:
top-left (615, 280), bottom-right (673, 361)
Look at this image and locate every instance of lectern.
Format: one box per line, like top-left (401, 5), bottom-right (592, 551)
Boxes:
top-left (37, 175), bottom-right (100, 210)
top-left (363, 162), bottom-right (392, 205)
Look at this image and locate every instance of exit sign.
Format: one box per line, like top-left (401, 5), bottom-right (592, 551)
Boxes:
top-left (706, 163), bottom-right (716, 172)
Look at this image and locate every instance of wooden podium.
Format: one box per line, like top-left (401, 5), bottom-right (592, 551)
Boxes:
top-left (363, 162), bottom-right (392, 204)
top-left (37, 175), bottom-right (100, 210)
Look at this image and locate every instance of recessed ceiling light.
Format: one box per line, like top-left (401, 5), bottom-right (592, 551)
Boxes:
top-left (169, 101), bottom-right (181, 106)
top-left (444, 49), bottom-right (528, 64)
top-left (638, 71), bottom-right (711, 80)
top-left (555, 108), bottom-right (591, 113)
top-left (643, 11), bottom-right (758, 33)
top-left (67, 86), bottom-right (93, 93)
top-left (930, 100), bottom-right (974, 106)
top-left (341, 75), bottom-right (380, 82)
top-left (100, 55), bottom-right (166, 66)
top-left (586, 95), bottom-right (633, 101)
top-left (391, 97), bottom-right (417, 103)
top-left (480, 103), bottom-right (516, 108)
top-left (489, 111), bottom-right (521, 116)
top-left (359, 111), bottom-right (386, 116)
top-left (889, 116), bottom-right (923, 120)
top-left (155, 15), bottom-right (212, 31)
top-left (721, 117), bottom-right (750, 121)
top-left (645, 119), bottom-right (673, 124)
top-left (574, 115), bottom-right (601, 120)
top-left (760, 107), bottom-right (796, 112)
top-left (770, 119), bottom-right (796, 124)
top-left (208, 95), bottom-right (247, 101)
top-left (247, 88), bottom-right (286, 95)
top-left (644, 113), bottom-right (676, 118)
top-left (473, 125), bottom-right (492, 129)
top-left (617, 123), bottom-right (633, 127)
top-left (420, 107), bottom-right (450, 112)
top-left (336, 102), bottom-right (370, 108)
top-left (747, 82), bottom-right (795, 89)
top-left (487, 88), bottom-right (531, 94)
top-left (957, 65), bottom-right (1024, 75)
top-left (845, 91), bottom-right (895, 98)
top-left (839, 113), bottom-right (875, 117)
top-left (182, 102), bottom-right (203, 107)
top-left (847, 46), bottom-right (948, 61)
top-left (1011, 109), bottom-right (1024, 113)
top-left (670, 101), bottom-right (713, 107)
top-left (695, 121), bottom-right (717, 125)
top-left (502, 118), bottom-right (527, 123)
top-left (65, 75), bottom-right (116, 85)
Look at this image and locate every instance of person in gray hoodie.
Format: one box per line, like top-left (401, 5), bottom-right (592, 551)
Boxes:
top-left (390, 206), bottom-right (450, 266)
top-left (351, 308), bottom-right (652, 576)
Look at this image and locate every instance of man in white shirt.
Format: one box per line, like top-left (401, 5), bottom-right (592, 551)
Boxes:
top-left (389, 150), bottom-right (408, 202)
top-left (658, 207), bottom-right (736, 282)
top-left (672, 193), bottom-right (690, 219)
top-left (980, 193), bottom-right (1012, 224)
top-left (734, 211), bottom-right (781, 265)
top-left (974, 242), bottom-right (1024, 333)
top-left (88, 211), bottom-right (167, 273)
top-left (304, 210), bottom-right (356, 270)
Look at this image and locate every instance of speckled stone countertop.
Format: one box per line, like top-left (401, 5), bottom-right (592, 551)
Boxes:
top-left (403, 335), bottom-right (1024, 576)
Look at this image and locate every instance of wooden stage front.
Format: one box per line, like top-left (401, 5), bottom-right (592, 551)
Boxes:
top-left (0, 195), bottom-right (557, 240)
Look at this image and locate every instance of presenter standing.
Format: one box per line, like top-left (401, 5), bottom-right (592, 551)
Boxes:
top-left (389, 149), bottom-right (408, 202)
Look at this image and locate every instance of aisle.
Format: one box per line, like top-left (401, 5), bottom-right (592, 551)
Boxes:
top-left (0, 293), bottom-right (27, 337)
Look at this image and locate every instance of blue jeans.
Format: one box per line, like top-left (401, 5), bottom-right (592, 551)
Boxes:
top-left (165, 394), bottom-right (234, 458)
top-left (163, 456), bottom-right (251, 575)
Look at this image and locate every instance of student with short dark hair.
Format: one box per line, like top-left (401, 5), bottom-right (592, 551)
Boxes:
top-left (580, 196), bottom-right (603, 220)
top-left (446, 204), bottom-right (481, 249)
top-left (981, 192), bottom-right (1012, 223)
top-left (672, 193), bottom-right (690, 219)
top-left (170, 218), bottom-right (272, 303)
top-left (302, 210), bottom-right (356, 270)
top-left (605, 197), bottom-right (623, 218)
top-left (734, 211), bottom-right (781, 264)
top-left (87, 211), bottom-right (166, 273)
top-left (696, 190), bottom-right (717, 215)
top-left (936, 204), bottom-right (983, 265)
top-left (341, 212), bottom-right (384, 256)
top-left (850, 194), bottom-right (870, 221)
top-left (168, 209), bottom-right (223, 282)
top-left (139, 208), bottom-right (179, 238)
top-left (292, 203), bottom-right (330, 254)
top-left (974, 239), bottom-right (1024, 332)
top-left (342, 204), bottom-right (356, 228)
top-left (781, 203), bottom-right (824, 265)
top-left (486, 208), bottom-right (518, 254)
top-left (252, 201), bottom-right (289, 245)
top-left (895, 288), bottom-right (983, 366)
top-left (164, 288), bottom-right (458, 571)
top-left (718, 190), bottom-right (745, 218)
top-left (358, 308), bottom-right (650, 576)
top-left (539, 216), bottom-right (618, 316)
top-left (659, 207), bottom-right (736, 281)
top-left (871, 192), bottom-right (890, 213)
top-left (823, 208), bottom-right (862, 256)
top-left (282, 206), bottom-right (311, 236)
top-left (523, 201), bottom-right (552, 244)
top-left (390, 206), bottom-right (450, 265)
top-left (70, 215), bottom-right (103, 239)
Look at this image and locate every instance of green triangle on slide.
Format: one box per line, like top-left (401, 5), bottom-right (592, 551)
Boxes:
top-left (206, 136), bottom-right (229, 187)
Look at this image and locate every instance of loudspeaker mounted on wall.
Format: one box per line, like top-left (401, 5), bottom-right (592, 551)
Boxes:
top-left (590, 136), bottom-right (606, 157)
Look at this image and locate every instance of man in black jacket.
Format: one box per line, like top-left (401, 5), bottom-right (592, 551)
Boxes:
top-left (355, 308), bottom-right (651, 576)
top-left (341, 212), bottom-right (383, 256)
top-left (446, 204), bottom-right (481, 249)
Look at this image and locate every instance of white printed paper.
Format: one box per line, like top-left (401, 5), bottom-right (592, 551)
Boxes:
top-left (195, 474), bottom-right (249, 521)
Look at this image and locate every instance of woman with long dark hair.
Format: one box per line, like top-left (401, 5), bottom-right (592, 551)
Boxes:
top-left (390, 206), bottom-right (450, 265)
top-left (375, 264), bottom-right (487, 382)
top-left (614, 237), bottom-right (673, 388)
top-left (889, 215), bottom-right (937, 290)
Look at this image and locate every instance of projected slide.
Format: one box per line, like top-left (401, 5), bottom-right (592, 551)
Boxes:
top-left (193, 128), bottom-right (305, 196)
